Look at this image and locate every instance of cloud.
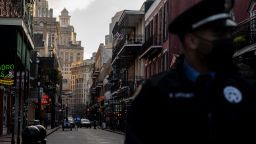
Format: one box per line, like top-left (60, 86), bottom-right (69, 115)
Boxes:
top-left (48, 0), bottom-right (96, 16)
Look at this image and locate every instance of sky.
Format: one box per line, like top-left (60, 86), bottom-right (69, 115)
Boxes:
top-left (48, 0), bottom-right (145, 59)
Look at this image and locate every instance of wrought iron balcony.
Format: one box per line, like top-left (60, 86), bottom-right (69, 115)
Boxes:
top-left (140, 35), bottom-right (163, 59)
top-left (233, 15), bottom-right (256, 52)
top-left (112, 35), bottom-right (144, 61)
top-left (0, 0), bottom-right (34, 37)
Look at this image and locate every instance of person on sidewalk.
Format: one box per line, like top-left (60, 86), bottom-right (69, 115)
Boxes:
top-left (125, 0), bottom-right (256, 143)
top-left (93, 120), bottom-right (97, 129)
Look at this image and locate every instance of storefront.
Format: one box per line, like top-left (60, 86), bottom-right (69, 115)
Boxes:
top-left (0, 23), bottom-right (33, 143)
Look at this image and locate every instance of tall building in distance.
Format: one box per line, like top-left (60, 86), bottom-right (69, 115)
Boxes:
top-left (33, 0), bottom-right (60, 58)
top-left (70, 59), bottom-right (93, 116)
top-left (57, 8), bottom-right (84, 115)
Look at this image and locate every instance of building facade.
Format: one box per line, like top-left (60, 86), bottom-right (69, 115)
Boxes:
top-left (139, 0), bottom-right (170, 79)
top-left (233, 0), bottom-right (256, 85)
top-left (57, 8), bottom-right (84, 116)
top-left (32, 0), bottom-right (62, 129)
top-left (33, 0), bottom-right (60, 58)
top-left (0, 1), bottom-right (34, 143)
top-left (109, 8), bottom-right (145, 131)
top-left (70, 59), bottom-right (93, 116)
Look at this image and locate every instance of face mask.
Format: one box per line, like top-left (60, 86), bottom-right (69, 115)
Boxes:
top-left (194, 34), bottom-right (235, 72)
top-left (206, 38), bottom-right (235, 72)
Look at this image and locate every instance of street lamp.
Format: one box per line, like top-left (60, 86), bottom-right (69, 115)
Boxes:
top-left (65, 104), bottom-right (68, 120)
top-left (37, 81), bottom-right (41, 122)
top-left (11, 87), bottom-right (16, 144)
top-left (35, 57), bottom-right (41, 122)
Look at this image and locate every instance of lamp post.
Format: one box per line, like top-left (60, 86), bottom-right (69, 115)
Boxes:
top-left (65, 104), bottom-right (68, 120)
top-left (37, 81), bottom-right (41, 122)
top-left (11, 87), bottom-right (15, 144)
top-left (35, 57), bottom-right (41, 122)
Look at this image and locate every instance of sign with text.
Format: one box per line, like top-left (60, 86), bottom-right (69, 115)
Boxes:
top-left (0, 64), bottom-right (15, 86)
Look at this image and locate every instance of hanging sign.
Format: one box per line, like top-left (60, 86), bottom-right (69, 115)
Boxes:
top-left (41, 95), bottom-right (50, 105)
top-left (0, 64), bottom-right (15, 86)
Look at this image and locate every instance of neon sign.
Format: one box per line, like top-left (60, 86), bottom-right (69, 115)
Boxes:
top-left (0, 64), bottom-right (15, 86)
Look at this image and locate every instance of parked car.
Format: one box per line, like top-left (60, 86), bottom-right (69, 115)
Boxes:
top-left (80, 118), bottom-right (91, 128)
top-left (68, 117), bottom-right (75, 128)
top-left (62, 119), bottom-right (72, 131)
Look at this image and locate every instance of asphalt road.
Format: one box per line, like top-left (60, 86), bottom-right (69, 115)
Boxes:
top-left (47, 128), bottom-right (125, 144)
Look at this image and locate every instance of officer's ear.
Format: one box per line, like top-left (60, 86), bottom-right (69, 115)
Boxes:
top-left (183, 33), bottom-right (198, 51)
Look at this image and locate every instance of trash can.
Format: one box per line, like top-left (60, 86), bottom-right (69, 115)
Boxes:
top-left (22, 125), bottom-right (47, 144)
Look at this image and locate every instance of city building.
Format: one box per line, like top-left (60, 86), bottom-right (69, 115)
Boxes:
top-left (110, 7), bottom-right (145, 131)
top-left (57, 8), bottom-right (84, 116)
top-left (0, 1), bottom-right (34, 143)
top-left (32, 0), bottom-right (62, 129)
top-left (89, 44), bottom-right (112, 124)
top-left (139, 0), bottom-right (169, 79)
top-left (233, 0), bottom-right (256, 84)
top-left (33, 0), bottom-right (60, 57)
top-left (70, 59), bottom-right (93, 116)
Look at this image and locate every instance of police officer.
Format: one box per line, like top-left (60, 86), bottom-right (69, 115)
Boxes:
top-left (125, 0), bottom-right (256, 143)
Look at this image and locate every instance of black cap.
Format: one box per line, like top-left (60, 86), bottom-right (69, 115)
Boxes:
top-left (168, 0), bottom-right (237, 35)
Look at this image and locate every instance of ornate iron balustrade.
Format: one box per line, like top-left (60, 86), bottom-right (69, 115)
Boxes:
top-left (0, 0), bottom-right (33, 36)
top-left (112, 35), bottom-right (144, 60)
top-left (141, 34), bottom-right (163, 53)
top-left (233, 15), bottom-right (256, 51)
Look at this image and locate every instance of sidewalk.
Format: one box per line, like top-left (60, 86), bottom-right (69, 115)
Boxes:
top-left (46, 126), bottom-right (60, 137)
top-left (0, 126), bottom-right (59, 144)
top-left (0, 134), bottom-right (11, 144)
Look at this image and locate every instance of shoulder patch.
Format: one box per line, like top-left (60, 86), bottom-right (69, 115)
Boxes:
top-left (223, 86), bottom-right (242, 104)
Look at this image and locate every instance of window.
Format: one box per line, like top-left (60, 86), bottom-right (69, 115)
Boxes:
top-left (70, 56), bottom-right (73, 62)
top-left (63, 79), bottom-right (68, 84)
top-left (164, 1), bottom-right (169, 41)
top-left (52, 34), bottom-right (55, 45)
top-left (39, 22), bottom-right (44, 27)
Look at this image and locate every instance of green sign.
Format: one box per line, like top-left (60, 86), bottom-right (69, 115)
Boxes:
top-left (0, 64), bottom-right (15, 86)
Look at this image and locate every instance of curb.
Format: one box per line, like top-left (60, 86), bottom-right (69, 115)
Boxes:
top-left (103, 129), bottom-right (125, 135)
top-left (46, 126), bottom-right (60, 137)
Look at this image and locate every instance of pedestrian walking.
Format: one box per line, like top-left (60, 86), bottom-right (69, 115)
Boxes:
top-left (125, 0), bottom-right (256, 143)
top-left (93, 120), bottom-right (97, 129)
top-left (74, 121), bottom-right (79, 131)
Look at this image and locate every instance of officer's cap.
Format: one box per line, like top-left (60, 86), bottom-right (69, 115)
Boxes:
top-left (168, 0), bottom-right (237, 35)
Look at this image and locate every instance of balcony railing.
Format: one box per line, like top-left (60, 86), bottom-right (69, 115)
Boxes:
top-left (142, 35), bottom-right (163, 51)
top-left (233, 15), bottom-right (256, 51)
top-left (139, 35), bottom-right (163, 59)
top-left (113, 35), bottom-right (144, 60)
top-left (0, 0), bottom-right (33, 36)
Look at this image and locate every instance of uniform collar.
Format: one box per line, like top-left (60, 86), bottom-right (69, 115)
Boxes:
top-left (183, 60), bottom-right (215, 82)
